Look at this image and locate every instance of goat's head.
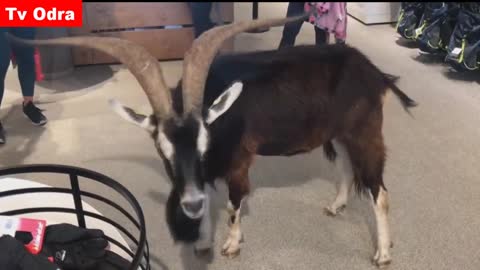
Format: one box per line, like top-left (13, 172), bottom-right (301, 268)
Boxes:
top-left (7, 13), bottom-right (309, 243)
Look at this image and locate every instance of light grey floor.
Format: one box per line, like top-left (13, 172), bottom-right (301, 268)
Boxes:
top-left (2, 3), bottom-right (480, 270)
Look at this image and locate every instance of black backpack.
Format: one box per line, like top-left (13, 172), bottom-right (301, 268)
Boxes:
top-left (396, 2), bottom-right (426, 40)
top-left (417, 2), bottom-right (461, 54)
top-left (445, 3), bottom-right (480, 71)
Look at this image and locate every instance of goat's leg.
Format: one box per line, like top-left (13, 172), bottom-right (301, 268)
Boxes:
top-left (221, 180), bottom-right (248, 258)
top-left (344, 132), bottom-right (392, 267)
top-left (221, 150), bottom-right (252, 258)
top-left (365, 150), bottom-right (392, 267)
top-left (324, 139), bottom-right (354, 216)
top-left (221, 194), bottom-right (245, 258)
top-left (370, 185), bottom-right (392, 267)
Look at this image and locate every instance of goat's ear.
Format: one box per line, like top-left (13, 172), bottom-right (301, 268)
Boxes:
top-left (108, 99), bottom-right (156, 133)
top-left (205, 81), bottom-right (243, 125)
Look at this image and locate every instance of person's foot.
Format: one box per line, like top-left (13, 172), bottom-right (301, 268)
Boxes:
top-left (23, 102), bottom-right (47, 126)
top-left (0, 122), bottom-right (5, 144)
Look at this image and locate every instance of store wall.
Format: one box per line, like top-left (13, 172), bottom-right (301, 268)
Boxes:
top-left (70, 2), bottom-right (234, 65)
top-left (234, 2), bottom-right (288, 22)
top-left (347, 2), bottom-right (401, 24)
top-left (235, 2), bottom-right (401, 25)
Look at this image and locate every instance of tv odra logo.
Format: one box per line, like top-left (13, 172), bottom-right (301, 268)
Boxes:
top-left (0, 0), bottom-right (83, 27)
top-left (5, 7), bottom-right (76, 21)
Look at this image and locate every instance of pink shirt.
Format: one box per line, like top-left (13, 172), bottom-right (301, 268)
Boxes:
top-left (305, 2), bottom-right (348, 41)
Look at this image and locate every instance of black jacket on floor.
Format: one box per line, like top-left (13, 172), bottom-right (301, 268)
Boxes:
top-left (0, 235), bottom-right (60, 270)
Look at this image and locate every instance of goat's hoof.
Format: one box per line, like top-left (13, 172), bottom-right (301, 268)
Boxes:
top-left (194, 246), bottom-right (212, 258)
top-left (221, 235), bottom-right (242, 259)
top-left (221, 246), bottom-right (240, 259)
top-left (194, 238), bottom-right (213, 255)
top-left (372, 250), bottom-right (392, 268)
top-left (324, 204), bottom-right (345, 217)
top-left (373, 258), bottom-right (392, 269)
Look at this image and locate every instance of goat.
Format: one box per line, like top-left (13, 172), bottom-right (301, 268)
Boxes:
top-left (7, 13), bottom-right (416, 267)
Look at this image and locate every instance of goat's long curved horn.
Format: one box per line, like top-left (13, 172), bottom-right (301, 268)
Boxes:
top-left (6, 34), bottom-right (173, 119)
top-left (182, 13), bottom-right (310, 114)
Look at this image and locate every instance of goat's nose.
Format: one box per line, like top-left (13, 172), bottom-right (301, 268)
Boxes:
top-left (182, 199), bottom-right (204, 215)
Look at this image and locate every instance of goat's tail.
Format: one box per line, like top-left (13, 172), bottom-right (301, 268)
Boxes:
top-left (383, 73), bottom-right (418, 112)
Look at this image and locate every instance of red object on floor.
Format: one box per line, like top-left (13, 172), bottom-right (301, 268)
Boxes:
top-left (0, 216), bottom-right (47, 255)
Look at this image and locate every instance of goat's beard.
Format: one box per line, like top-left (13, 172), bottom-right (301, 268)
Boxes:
top-left (166, 189), bottom-right (202, 243)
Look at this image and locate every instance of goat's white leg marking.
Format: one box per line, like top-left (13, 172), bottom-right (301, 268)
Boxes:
top-left (371, 187), bottom-right (392, 267)
top-left (221, 200), bottom-right (243, 258)
top-left (325, 140), bottom-right (354, 216)
top-left (194, 195), bottom-right (212, 252)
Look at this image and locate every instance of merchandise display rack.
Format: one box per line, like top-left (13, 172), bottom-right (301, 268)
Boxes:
top-left (0, 164), bottom-right (151, 270)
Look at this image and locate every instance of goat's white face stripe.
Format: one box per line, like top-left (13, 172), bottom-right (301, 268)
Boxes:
top-left (197, 121), bottom-right (209, 156)
top-left (157, 129), bottom-right (174, 161)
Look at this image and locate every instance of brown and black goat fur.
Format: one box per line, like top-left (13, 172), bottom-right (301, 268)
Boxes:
top-left (10, 16), bottom-right (416, 265)
top-left (171, 43), bottom-right (414, 206)
top-left (164, 43), bottom-right (415, 266)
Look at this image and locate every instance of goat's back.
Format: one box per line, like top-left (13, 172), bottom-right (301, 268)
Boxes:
top-left (205, 44), bottom-right (389, 152)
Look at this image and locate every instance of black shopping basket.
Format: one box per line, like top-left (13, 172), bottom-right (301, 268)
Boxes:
top-left (0, 164), bottom-right (151, 270)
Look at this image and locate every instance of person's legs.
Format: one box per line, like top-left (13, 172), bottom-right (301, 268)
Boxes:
top-left (0, 28), bottom-right (12, 144)
top-left (9, 27), bottom-right (47, 126)
top-left (0, 28), bottom-right (11, 107)
top-left (10, 28), bottom-right (36, 103)
top-left (278, 2), bottom-right (306, 48)
top-left (314, 26), bottom-right (328, 45)
top-left (189, 2), bottom-right (215, 38)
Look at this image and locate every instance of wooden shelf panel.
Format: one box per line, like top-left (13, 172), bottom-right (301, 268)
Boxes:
top-left (86, 3), bottom-right (194, 30)
top-left (93, 28), bottom-right (195, 64)
top-left (70, 2), bottom-right (234, 65)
